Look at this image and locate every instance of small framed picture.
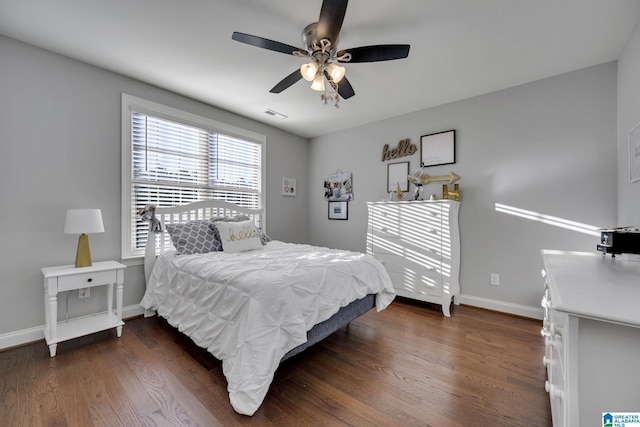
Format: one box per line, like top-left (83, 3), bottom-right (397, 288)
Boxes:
top-left (282, 176), bottom-right (296, 196)
top-left (387, 161), bottom-right (409, 193)
top-left (421, 130), bottom-right (455, 167)
top-left (328, 201), bottom-right (348, 220)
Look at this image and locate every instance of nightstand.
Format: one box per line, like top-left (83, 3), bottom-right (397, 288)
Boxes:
top-left (41, 260), bottom-right (126, 357)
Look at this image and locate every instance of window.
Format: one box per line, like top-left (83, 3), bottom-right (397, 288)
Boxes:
top-left (121, 94), bottom-right (265, 259)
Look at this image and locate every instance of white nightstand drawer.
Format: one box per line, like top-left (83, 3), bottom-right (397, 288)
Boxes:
top-left (57, 269), bottom-right (117, 291)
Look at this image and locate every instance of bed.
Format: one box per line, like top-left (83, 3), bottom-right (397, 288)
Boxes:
top-left (139, 200), bottom-right (395, 416)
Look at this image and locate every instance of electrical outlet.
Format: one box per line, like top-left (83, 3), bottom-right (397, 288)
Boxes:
top-left (79, 288), bottom-right (90, 299)
top-left (490, 274), bottom-right (500, 286)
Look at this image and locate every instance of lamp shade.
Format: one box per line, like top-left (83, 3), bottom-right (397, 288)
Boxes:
top-left (300, 62), bottom-right (319, 81)
top-left (64, 209), bottom-right (104, 235)
top-left (310, 74), bottom-right (325, 91)
top-left (326, 63), bottom-right (346, 83)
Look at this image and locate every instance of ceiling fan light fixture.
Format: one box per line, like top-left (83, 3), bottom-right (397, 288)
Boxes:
top-left (232, 0), bottom-right (410, 106)
top-left (326, 63), bottom-right (346, 82)
top-left (310, 74), bottom-right (325, 91)
top-left (300, 62), bottom-right (319, 81)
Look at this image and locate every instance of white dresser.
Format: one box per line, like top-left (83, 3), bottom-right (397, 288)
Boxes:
top-left (366, 200), bottom-right (460, 316)
top-left (541, 250), bottom-right (640, 427)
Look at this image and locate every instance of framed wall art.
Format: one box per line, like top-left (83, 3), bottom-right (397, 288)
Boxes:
top-left (421, 130), bottom-right (455, 167)
top-left (282, 176), bottom-right (296, 196)
top-left (324, 170), bottom-right (353, 201)
top-left (328, 201), bottom-right (348, 220)
top-left (387, 161), bottom-right (409, 193)
top-left (629, 122), bottom-right (640, 183)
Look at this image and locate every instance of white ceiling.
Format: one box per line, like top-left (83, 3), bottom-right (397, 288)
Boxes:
top-left (2, 1), bottom-right (640, 138)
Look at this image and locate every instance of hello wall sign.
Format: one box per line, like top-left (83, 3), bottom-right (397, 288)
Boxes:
top-left (381, 138), bottom-right (416, 161)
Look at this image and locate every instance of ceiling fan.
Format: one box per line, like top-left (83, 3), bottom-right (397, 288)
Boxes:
top-left (231, 0), bottom-right (410, 107)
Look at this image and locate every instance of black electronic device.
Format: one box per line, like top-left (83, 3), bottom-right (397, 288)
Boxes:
top-left (596, 228), bottom-right (640, 256)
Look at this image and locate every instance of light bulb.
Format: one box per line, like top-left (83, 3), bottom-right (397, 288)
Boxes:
top-left (300, 62), bottom-right (319, 82)
top-left (310, 74), bottom-right (325, 91)
top-left (326, 63), bottom-right (346, 82)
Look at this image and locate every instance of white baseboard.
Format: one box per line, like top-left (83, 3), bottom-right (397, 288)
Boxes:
top-left (458, 294), bottom-right (544, 320)
top-left (0, 304), bottom-right (146, 351)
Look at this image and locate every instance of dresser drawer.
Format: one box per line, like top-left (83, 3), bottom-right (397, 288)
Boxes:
top-left (550, 309), bottom-right (566, 374)
top-left (387, 270), bottom-right (442, 297)
top-left (371, 225), bottom-right (401, 240)
top-left (371, 236), bottom-right (444, 262)
top-left (57, 269), bottom-right (117, 292)
top-left (546, 339), bottom-right (566, 427)
top-left (375, 252), bottom-right (442, 276)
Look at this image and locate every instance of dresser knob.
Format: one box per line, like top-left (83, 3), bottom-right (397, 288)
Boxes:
top-left (545, 381), bottom-right (563, 400)
top-left (549, 323), bottom-right (562, 337)
top-left (540, 296), bottom-right (550, 309)
top-left (87, 278), bottom-right (93, 283)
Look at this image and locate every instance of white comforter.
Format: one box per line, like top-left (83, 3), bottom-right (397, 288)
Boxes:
top-left (140, 241), bottom-right (395, 415)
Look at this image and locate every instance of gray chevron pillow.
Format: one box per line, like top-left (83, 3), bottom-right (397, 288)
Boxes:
top-left (166, 220), bottom-right (222, 255)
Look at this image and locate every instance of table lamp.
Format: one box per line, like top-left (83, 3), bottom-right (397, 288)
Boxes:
top-left (64, 209), bottom-right (104, 267)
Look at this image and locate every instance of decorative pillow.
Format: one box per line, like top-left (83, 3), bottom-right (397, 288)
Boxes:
top-left (165, 220), bottom-right (222, 255)
top-left (214, 219), bottom-right (264, 253)
top-left (209, 215), bottom-right (271, 245)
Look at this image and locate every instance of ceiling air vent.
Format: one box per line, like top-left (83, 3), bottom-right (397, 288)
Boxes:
top-left (264, 109), bottom-right (288, 120)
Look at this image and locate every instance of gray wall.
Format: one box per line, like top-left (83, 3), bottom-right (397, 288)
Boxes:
top-left (0, 35), bottom-right (309, 337)
top-left (0, 29), bottom-right (630, 341)
top-left (618, 20), bottom-right (640, 225)
top-left (308, 62), bottom-right (618, 315)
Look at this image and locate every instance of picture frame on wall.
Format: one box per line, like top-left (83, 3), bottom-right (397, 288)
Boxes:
top-left (282, 176), bottom-right (296, 196)
top-left (387, 161), bottom-right (409, 193)
top-left (328, 201), bottom-right (348, 220)
top-left (324, 170), bottom-right (353, 201)
top-left (629, 122), bottom-right (640, 183)
top-left (421, 130), bottom-right (455, 167)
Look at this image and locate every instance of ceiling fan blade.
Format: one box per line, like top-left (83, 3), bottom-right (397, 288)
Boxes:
top-left (270, 69), bottom-right (303, 93)
top-left (323, 70), bottom-right (354, 99)
top-left (337, 45), bottom-right (410, 63)
top-left (232, 32), bottom-right (307, 56)
top-left (337, 76), bottom-right (355, 99)
top-left (317, 0), bottom-right (348, 45)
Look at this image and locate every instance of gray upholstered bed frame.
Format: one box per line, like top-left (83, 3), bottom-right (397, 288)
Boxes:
top-left (142, 200), bottom-right (375, 362)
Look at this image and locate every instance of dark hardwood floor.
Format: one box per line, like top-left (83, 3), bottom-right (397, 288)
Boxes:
top-left (0, 299), bottom-right (552, 426)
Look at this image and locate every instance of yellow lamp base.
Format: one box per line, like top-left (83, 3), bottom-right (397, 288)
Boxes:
top-left (75, 234), bottom-right (92, 268)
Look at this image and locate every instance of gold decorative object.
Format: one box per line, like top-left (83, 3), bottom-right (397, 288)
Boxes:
top-left (442, 184), bottom-right (460, 201)
top-left (395, 182), bottom-right (406, 200)
top-left (408, 171), bottom-right (460, 186)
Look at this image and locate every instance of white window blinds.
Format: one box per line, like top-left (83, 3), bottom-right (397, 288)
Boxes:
top-left (122, 94), bottom-right (264, 259)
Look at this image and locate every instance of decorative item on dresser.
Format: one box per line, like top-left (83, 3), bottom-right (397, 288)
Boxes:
top-left (541, 250), bottom-right (640, 427)
top-left (366, 200), bottom-right (461, 316)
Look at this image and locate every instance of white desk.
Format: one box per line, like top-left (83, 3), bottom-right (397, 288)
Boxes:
top-left (541, 250), bottom-right (640, 427)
